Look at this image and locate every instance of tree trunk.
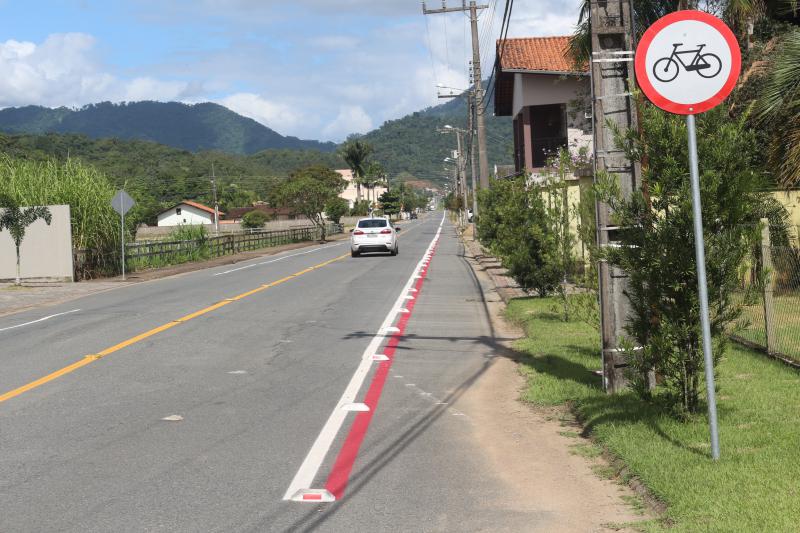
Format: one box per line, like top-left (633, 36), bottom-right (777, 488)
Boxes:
top-left (356, 182), bottom-right (362, 202)
top-left (15, 244), bottom-right (21, 286)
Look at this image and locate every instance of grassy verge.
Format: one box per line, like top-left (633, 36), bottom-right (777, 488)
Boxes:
top-left (736, 294), bottom-right (800, 363)
top-left (507, 296), bottom-right (800, 532)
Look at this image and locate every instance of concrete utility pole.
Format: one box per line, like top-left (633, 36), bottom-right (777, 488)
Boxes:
top-left (423, 0), bottom-right (490, 188)
top-left (468, 89), bottom-right (479, 218)
top-left (590, 0), bottom-right (644, 393)
top-left (211, 162), bottom-right (220, 235)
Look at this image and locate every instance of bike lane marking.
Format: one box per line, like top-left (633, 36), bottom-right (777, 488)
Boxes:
top-left (283, 212), bottom-right (445, 502)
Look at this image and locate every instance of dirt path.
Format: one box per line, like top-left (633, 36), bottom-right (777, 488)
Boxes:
top-left (456, 237), bottom-right (648, 532)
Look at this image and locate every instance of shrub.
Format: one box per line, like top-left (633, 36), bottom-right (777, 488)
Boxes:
top-left (324, 197), bottom-right (349, 224)
top-left (241, 210), bottom-right (269, 229)
top-left (478, 175), bottom-right (561, 297)
top-left (600, 103), bottom-right (788, 415)
top-left (350, 199), bottom-right (370, 216)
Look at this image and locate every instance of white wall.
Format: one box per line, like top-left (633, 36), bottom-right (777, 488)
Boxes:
top-left (336, 169), bottom-right (387, 208)
top-left (0, 204), bottom-right (74, 282)
top-left (512, 73), bottom-right (588, 117)
top-left (157, 204), bottom-right (215, 227)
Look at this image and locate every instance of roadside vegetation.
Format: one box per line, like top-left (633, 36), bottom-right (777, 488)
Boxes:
top-left (471, 2), bottom-right (800, 529)
top-left (0, 156), bottom-right (121, 274)
top-left (506, 296), bottom-right (800, 532)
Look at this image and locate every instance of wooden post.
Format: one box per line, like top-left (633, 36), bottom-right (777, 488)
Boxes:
top-left (761, 218), bottom-right (777, 354)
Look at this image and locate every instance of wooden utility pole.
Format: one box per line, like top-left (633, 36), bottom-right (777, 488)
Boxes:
top-left (423, 0), bottom-right (490, 188)
top-left (590, 0), bottom-right (644, 393)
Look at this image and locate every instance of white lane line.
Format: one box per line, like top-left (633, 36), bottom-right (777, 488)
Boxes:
top-left (0, 309), bottom-right (81, 333)
top-left (282, 212), bottom-right (445, 501)
top-left (213, 243), bottom-right (345, 276)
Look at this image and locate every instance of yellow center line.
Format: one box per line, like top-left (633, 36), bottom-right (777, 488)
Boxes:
top-left (0, 252), bottom-right (350, 405)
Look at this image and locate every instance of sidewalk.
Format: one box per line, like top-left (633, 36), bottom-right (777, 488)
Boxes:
top-left (461, 233), bottom-right (528, 303)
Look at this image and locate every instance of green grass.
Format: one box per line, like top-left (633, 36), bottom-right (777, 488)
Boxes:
top-left (736, 293), bottom-right (800, 362)
top-left (506, 296), bottom-right (800, 533)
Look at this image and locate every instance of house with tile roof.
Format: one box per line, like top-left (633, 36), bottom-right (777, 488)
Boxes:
top-left (493, 36), bottom-right (591, 173)
top-left (156, 200), bottom-right (223, 227)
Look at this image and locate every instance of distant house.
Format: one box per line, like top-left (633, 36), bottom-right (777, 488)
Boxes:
top-left (336, 169), bottom-right (388, 208)
top-left (157, 200), bottom-right (222, 227)
top-left (224, 205), bottom-right (298, 222)
top-left (494, 36), bottom-right (591, 173)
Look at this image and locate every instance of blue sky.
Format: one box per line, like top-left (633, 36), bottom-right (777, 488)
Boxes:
top-left (0, 0), bottom-right (582, 142)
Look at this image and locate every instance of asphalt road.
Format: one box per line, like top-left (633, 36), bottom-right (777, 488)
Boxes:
top-left (0, 212), bottom-right (531, 532)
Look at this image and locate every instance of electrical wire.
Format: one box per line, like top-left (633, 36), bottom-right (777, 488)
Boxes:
top-left (424, 12), bottom-right (440, 86)
top-left (482, 0), bottom-right (514, 115)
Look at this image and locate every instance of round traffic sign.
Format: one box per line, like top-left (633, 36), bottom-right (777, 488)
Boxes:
top-left (635, 10), bottom-right (741, 115)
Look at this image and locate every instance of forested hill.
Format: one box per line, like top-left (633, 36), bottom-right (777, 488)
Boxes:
top-left (360, 91), bottom-right (513, 183)
top-left (0, 102), bottom-right (337, 154)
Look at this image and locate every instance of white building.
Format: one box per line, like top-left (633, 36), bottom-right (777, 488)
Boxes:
top-left (336, 169), bottom-right (388, 208)
top-left (157, 200), bottom-right (223, 227)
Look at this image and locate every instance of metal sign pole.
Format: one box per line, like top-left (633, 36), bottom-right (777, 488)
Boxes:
top-left (120, 196), bottom-right (126, 281)
top-left (686, 113), bottom-right (720, 460)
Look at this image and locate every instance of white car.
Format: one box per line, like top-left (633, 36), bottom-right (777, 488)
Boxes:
top-left (350, 217), bottom-right (400, 257)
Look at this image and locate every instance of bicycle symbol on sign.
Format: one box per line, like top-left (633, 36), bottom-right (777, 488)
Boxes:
top-left (652, 43), bottom-right (722, 83)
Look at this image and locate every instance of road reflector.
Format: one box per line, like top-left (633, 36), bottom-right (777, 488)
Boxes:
top-left (291, 489), bottom-right (335, 503)
top-left (398, 308), bottom-right (410, 314)
top-left (372, 354), bottom-right (390, 361)
top-left (383, 326), bottom-right (401, 334)
top-left (161, 415), bottom-right (184, 422)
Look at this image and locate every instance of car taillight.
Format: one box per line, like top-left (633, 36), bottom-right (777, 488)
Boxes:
top-left (380, 229), bottom-right (392, 234)
top-left (353, 230), bottom-right (365, 235)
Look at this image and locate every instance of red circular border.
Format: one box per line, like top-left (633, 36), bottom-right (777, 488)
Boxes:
top-left (634, 10), bottom-right (741, 115)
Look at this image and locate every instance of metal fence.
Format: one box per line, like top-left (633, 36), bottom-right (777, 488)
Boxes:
top-left (731, 220), bottom-right (800, 366)
top-left (74, 223), bottom-right (343, 280)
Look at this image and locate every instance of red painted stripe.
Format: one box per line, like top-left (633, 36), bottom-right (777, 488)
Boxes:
top-left (324, 244), bottom-right (438, 500)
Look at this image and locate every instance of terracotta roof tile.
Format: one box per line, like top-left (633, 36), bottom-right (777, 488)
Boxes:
top-left (497, 36), bottom-right (586, 74)
top-left (180, 200), bottom-right (224, 216)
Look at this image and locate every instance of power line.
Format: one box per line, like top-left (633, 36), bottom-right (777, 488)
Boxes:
top-left (424, 17), bottom-right (440, 86)
top-left (483, 0), bottom-right (513, 114)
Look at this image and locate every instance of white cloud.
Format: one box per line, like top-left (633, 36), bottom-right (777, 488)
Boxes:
top-left (322, 105), bottom-right (373, 141)
top-left (219, 92), bottom-right (306, 135)
top-left (0, 33), bottom-right (190, 109)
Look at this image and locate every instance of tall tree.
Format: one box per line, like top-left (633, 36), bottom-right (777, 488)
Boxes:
top-left (268, 166), bottom-right (345, 242)
top-left (340, 140), bottom-right (373, 202)
top-left (753, 27), bottom-right (800, 188)
top-left (0, 195), bottom-right (52, 285)
top-left (364, 161), bottom-right (387, 206)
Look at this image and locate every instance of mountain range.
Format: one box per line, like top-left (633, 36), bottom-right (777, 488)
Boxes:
top-left (0, 95), bottom-right (513, 184)
top-left (0, 101), bottom-right (338, 154)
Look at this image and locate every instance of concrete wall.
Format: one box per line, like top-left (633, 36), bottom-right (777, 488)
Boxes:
top-left (0, 204), bottom-right (74, 282)
top-left (157, 204), bottom-right (215, 227)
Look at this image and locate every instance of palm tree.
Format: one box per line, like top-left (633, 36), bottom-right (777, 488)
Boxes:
top-left (753, 27), bottom-right (800, 188)
top-left (0, 195), bottom-right (52, 285)
top-left (340, 140), bottom-right (373, 203)
top-left (569, 0), bottom-right (776, 64)
top-left (364, 161), bottom-right (387, 207)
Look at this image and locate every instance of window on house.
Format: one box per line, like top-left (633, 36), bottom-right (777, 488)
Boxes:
top-left (176, 207), bottom-right (182, 215)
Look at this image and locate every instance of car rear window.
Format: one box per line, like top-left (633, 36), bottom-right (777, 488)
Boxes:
top-left (358, 219), bottom-right (388, 228)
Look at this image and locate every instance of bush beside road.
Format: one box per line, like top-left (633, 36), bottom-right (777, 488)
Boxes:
top-left (506, 296), bottom-right (800, 532)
